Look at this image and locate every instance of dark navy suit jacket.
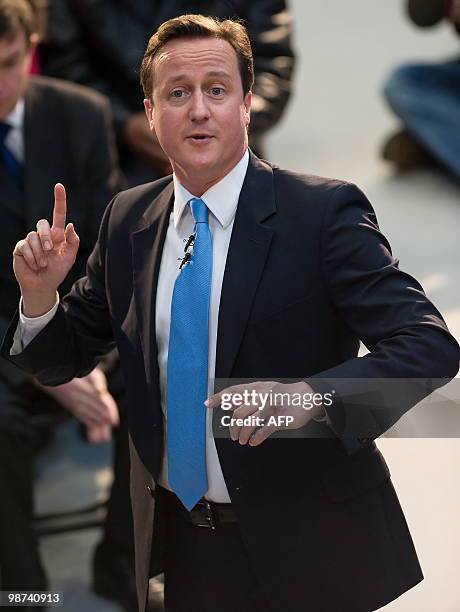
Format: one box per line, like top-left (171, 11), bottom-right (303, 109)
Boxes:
top-left (2, 152), bottom-right (459, 611)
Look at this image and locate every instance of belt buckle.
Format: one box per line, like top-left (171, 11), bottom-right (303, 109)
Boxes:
top-left (190, 499), bottom-right (216, 530)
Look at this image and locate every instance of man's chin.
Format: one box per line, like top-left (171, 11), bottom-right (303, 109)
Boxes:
top-left (183, 154), bottom-right (218, 174)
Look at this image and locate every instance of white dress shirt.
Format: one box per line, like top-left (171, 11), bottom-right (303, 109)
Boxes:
top-left (13, 149), bottom-right (250, 503)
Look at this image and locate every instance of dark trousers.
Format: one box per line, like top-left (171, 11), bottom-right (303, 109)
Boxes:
top-left (0, 360), bottom-right (48, 594)
top-left (0, 428), bottom-right (47, 593)
top-left (0, 367), bottom-right (49, 612)
top-left (0, 355), bottom-right (134, 590)
top-left (96, 393), bottom-right (134, 561)
top-left (155, 486), bottom-right (273, 612)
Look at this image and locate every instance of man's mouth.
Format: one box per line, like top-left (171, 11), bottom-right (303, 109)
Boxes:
top-left (187, 134), bottom-right (214, 143)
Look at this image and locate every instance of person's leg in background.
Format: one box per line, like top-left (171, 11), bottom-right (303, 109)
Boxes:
top-left (93, 352), bottom-right (167, 612)
top-left (0, 376), bottom-right (48, 612)
top-left (92, 353), bottom-right (148, 611)
top-left (382, 58), bottom-right (460, 178)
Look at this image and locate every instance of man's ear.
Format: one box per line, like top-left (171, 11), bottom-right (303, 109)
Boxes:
top-left (243, 91), bottom-right (252, 128)
top-left (26, 33), bottom-right (38, 63)
top-left (143, 98), bottom-right (155, 130)
top-left (28, 33), bottom-right (38, 47)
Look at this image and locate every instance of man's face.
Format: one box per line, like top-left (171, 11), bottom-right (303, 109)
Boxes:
top-left (0, 29), bottom-right (34, 119)
top-left (144, 36), bottom-right (251, 191)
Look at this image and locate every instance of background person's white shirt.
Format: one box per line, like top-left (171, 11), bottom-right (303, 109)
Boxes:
top-left (12, 149), bottom-right (249, 503)
top-left (2, 98), bottom-right (25, 162)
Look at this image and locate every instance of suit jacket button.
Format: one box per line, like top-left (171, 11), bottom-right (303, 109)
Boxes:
top-left (147, 485), bottom-right (155, 499)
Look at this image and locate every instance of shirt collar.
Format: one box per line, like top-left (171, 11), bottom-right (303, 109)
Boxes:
top-left (172, 149), bottom-right (249, 229)
top-left (4, 98), bottom-right (25, 130)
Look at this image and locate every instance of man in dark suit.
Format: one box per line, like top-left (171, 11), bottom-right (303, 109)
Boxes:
top-left (2, 13), bottom-right (459, 612)
top-left (0, 2), bottom-right (138, 609)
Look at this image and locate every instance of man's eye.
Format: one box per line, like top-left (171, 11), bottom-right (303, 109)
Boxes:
top-left (171, 90), bottom-right (184, 98)
top-left (210, 87), bottom-right (224, 96)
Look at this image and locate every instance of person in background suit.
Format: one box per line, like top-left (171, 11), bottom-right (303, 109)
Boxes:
top-left (0, 2), bottom-right (140, 610)
top-left (37, 0), bottom-right (296, 185)
top-left (2, 13), bottom-right (459, 612)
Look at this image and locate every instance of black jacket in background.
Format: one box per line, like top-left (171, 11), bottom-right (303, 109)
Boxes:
top-left (0, 76), bottom-right (121, 341)
top-left (39, 0), bottom-right (296, 149)
top-left (0, 75), bottom-right (121, 418)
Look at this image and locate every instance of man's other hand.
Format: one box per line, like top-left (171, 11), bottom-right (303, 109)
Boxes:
top-left (206, 380), bottom-right (325, 446)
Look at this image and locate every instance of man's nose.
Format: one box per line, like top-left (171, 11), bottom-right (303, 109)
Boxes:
top-left (189, 91), bottom-right (210, 122)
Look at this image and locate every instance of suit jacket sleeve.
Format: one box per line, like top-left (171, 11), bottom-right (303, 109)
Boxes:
top-left (307, 182), bottom-right (460, 442)
top-left (0, 197), bottom-right (117, 385)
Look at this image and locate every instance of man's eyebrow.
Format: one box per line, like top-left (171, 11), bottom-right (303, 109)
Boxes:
top-left (164, 71), bottom-right (232, 85)
top-left (205, 71), bottom-right (232, 79)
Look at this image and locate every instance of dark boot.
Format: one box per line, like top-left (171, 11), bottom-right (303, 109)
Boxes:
top-left (382, 129), bottom-right (439, 170)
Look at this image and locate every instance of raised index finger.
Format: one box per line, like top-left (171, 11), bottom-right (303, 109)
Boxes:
top-left (52, 183), bottom-right (67, 232)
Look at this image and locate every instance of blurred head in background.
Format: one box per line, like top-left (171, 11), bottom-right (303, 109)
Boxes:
top-left (0, 0), bottom-right (37, 119)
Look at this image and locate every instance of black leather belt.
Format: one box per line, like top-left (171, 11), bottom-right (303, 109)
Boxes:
top-left (157, 485), bottom-right (237, 530)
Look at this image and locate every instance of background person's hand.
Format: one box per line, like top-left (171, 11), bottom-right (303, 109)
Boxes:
top-left (123, 112), bottom-right (172, 174)
top-left (206, 380), bottom-right (325, 447)
top-left (13, 183), bottom-right (80, 316)
top-left (448, 0), bottom-right (460, 24)
top-left (34, 366), bottom-right (119, 436)
top-left (85, 424), bottom-right (112, 444)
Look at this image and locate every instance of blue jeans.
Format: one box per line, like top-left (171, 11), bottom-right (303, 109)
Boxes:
top-left (383, 58), bottom-right (460, 178)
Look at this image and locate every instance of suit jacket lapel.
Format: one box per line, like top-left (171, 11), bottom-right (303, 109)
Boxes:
top-left (131, 153), bottom-right (276, 386)
top-left (215, 153), bottom-right (276, 380)
top-left (23, 79), bottom-right (58, 227)
top-left (0, 164), bottom-right (23, 216)
top-left (131, 181), bottom-right (174, 384)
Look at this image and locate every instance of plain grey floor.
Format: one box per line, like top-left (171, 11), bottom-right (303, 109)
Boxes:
top-left (34, 2), bottom-right (460, 611)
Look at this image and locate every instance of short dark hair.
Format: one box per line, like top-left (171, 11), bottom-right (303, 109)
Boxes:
top-left (140, 14), bottom-right (254, 101)
top-left (0, 0), bottom-right (36, 42)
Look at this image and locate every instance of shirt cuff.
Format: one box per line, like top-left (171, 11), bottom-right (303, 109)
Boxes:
top-left (312, 406), bottom-right (332, 424)
top-left (10, 294), bottom-right (59, 355)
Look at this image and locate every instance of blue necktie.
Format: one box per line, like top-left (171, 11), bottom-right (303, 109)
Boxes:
top-left (166, 198), bottom-right (212, 510)
top-left (0, 121), bottom-right (23, 187)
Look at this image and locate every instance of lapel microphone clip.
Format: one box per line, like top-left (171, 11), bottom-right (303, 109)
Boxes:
top-left (178, 232), bottom-right (196, 270)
